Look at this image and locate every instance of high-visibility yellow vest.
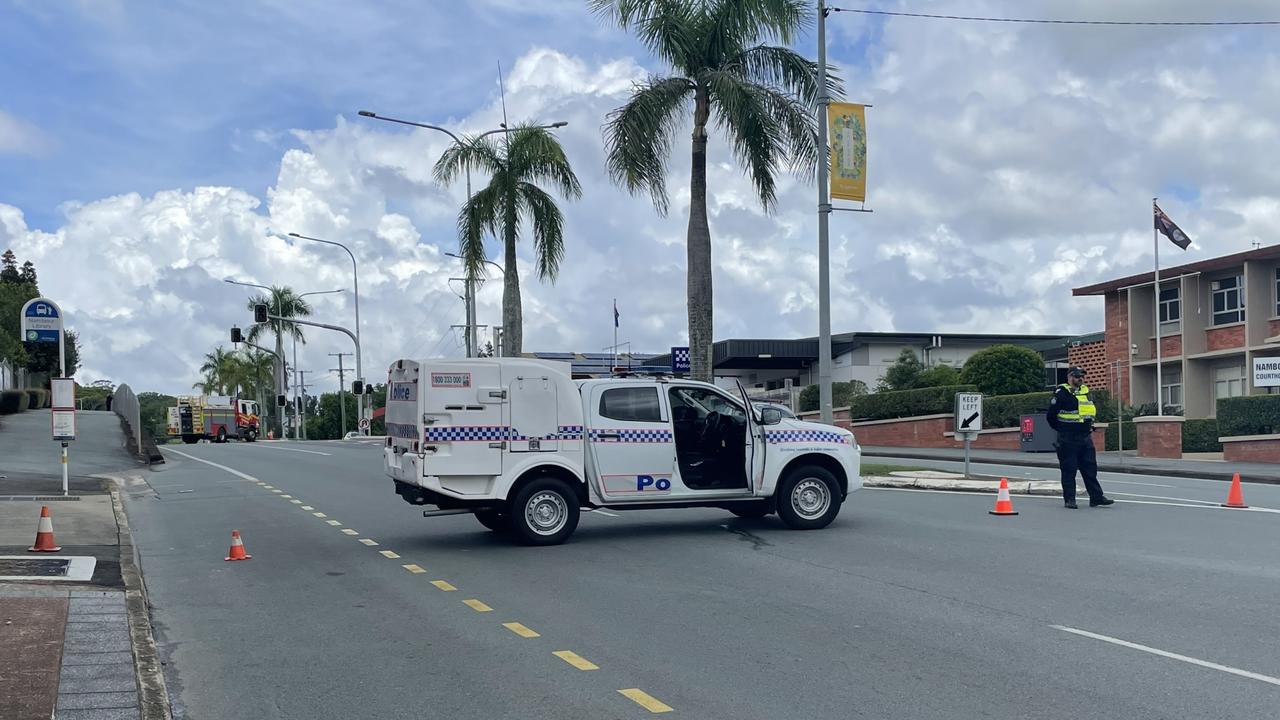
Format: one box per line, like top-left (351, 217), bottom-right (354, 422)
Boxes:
top-left (1057, 383), bottom-right (1097, 424)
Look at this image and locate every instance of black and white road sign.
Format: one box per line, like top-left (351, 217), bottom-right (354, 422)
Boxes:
top-left (955, 392), bottom-right (983, 432)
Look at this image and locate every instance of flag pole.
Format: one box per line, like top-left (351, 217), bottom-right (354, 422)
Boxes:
top-left (612, 298), bottom-right (618, 374)
top-left (1153, 197), bottom-right (1163, 417)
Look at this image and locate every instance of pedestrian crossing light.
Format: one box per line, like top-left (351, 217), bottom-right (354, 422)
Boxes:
top-left (254, 304), bottom-right (269, 323)
top-left (276, 394), bottom-right (287, 407)
top-left (352, 380), bottom-right (364, 396)
top-left (230, 326), bottom-right (243, 344)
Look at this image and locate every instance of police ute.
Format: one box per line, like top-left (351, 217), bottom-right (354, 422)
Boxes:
top-left (383, 358), bottom-right (861, 545)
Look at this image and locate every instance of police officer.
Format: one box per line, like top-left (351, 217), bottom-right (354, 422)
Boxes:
top-left (1046, 367), bottom-right (1114, 509)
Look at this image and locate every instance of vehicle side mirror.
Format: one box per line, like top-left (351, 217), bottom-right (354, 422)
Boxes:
top-left (760, 407), bottom-right (784, 425)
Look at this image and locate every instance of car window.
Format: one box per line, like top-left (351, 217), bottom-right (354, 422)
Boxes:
top-left (669, 386), bottom-right (744, 420)
top-left (599, 387), bottom-right (662, 422)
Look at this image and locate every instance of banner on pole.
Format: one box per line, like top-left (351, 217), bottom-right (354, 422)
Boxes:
top-left (828, 102), bottom-right (868, 202)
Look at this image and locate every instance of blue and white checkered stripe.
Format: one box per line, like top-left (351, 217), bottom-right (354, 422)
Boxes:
top-left (590, 428), bottom-right (674, 443)
top-left (765, 429), bottom-right (850, 445)
top-left (422, 424), bottom-right (586, 443)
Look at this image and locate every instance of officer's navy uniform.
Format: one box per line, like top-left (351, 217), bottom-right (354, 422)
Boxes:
top-left (1046, 378), bottom-right (1109, 507)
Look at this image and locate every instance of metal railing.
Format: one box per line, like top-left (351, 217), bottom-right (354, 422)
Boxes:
top-left (113, 383), bottom-right (143, 454)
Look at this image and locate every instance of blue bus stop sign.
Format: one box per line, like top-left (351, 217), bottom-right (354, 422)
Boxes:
top-left (21, 298), bottom-right (63, 343)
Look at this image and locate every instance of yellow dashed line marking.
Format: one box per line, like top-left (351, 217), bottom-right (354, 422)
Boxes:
top-left (301, 505), bottom-right (314, 510)
top-left (262, 485), bottom-right (274, 489)
top-left (503, 622), bottom-right (540, 638)
top-left (313, 512), bottom-right (327, 518)
top-left (290, 499), bottom-right (303, 504)
top-left (271, 489), bottom-right (283, 494)
top-left (281, 494), bottom-right (292, 498)
top-left (463, 599), bottom-right (493, 613)
top-left (402, 564), bottom-right (427, 574)
top-left (326, 520), bottom-right (342, 526)
top-left (618, 689), bottom-right (673, 713)
top-left (341, 529), bottom-right (358, 535)
top-left (553, 650), bottom-right (598, 671)
top-left (379, 550), bottom-right (400, 559)
top-left (430, 580), bottom-right (456, 591)
top-left (359, 539), bottom-right (378, 546)
top-left (256, 482), bottom-right (266, 486)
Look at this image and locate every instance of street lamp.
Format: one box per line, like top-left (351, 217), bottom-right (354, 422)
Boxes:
top-left (285, 232), bottom-right (365, 428)
top-left (357, 109), bottom-right (567, 357)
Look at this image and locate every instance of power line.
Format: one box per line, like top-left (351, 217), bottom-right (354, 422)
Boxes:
top-left (829, 7), bottom-right (1280, 27)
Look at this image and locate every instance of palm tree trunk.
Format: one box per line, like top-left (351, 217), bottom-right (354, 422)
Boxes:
top-left (687, 87), bottom-right (714, 382)
top-left (502, 217), bottom-right (522, 357)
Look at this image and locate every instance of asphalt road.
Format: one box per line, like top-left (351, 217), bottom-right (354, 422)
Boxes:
top-left (122, 439), bottom-right (1280, 719)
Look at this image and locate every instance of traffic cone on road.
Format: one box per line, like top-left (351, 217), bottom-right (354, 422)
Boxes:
top-left (989, 478), bottom-right (1019, 516)
top-left (28, 505), bottom-right (62, 552)
top-left (224, 530), bottom-right (252, 561)
top-left (1222, 472), bottom-right (1249, 509)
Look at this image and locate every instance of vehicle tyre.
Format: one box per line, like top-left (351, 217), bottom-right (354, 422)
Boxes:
top-left (216, 428), bottom-right (227, 444)
top-left (244, 429), bottom-right (257, 443)
top-left (508, 477), bottom-right (580, 546)
top-left (181, 435), bottom-right (199, 445)
top-left (728, 503), bottom-right (771, 519)
top-left (474, 510), bottom-right (511, 533)
top-left (776, 465), bottom-right (842, 530)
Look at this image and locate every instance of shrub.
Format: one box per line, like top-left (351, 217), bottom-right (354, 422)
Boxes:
top-left (1217, 395), bottom-right (1280, 437)
top-left (878, 349), bottom-right (923, 391)
top-left (983, 391), bottom-right (1053, 428)
top-left (916, 364), bottom-right (961, 388)
top-left (1182, 419), bottom-right (1222, 453)
top-left (798, 380), bottom-right (869, 412)
top-left (0, 390), bottom-right (28, 414)
top-left (847, 384), bottom-right (976, 421)
top-left (25, 388), bottom-right (49, 409)
top-left (1105, 420), bottom-right (1136, 451)
top-left (960, 344), bottom-right (1045, 395)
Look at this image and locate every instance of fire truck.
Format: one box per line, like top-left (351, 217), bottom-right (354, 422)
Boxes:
top-left (171, 395), bottom-right (259, 444)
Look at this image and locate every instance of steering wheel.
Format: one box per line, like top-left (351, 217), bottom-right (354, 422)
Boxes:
top-left (700, 411), bottom-right (723, 449)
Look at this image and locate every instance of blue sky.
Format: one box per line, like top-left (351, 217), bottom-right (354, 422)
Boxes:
top-left (4, 1), bottom-right (1280, 393)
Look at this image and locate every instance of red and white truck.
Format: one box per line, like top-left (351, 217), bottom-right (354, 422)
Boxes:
top-left (170, 395), bottom-right (259, 444)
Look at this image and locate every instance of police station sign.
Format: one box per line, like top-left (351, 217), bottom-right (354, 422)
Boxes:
top-left (1253, 357), bottom-right (1280, 388)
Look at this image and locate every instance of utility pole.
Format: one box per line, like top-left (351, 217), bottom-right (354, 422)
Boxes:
top-left (297, 370), bottom-right (312, 440)
top-left (329, 352), bottom-right (353, 437)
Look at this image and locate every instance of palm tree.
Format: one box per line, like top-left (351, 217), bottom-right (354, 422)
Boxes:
top-left (593, 0), bottom-right (839, 381)
top-left (434, 124), bottom-right (582, 357)
top-left (195, 346), bottom-right (237, 394)
top-left (245, 287), bottom-right (312, 428)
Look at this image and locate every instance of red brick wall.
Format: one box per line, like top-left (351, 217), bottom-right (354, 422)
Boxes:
top-left (1206, 324), bottom-right (1247, 351)
top-left (841, 416), bottom-right (953, 448)
top-left (1067, 341), bottom-right (1107, 388)
top-left (1148, 335), bottom-right (1182, 358)
top-left (1135, 420), bottom-right (1183, 459)
top-left (1103, 292), bottom-right (1129, 400)
top-left (1223, 438), bottom-right (1280, 463)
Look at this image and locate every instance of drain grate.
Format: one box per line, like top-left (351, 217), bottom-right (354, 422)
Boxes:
top-left (0, 558), bottom-right (70, 577)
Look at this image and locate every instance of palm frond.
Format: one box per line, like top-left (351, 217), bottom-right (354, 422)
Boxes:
top-left (602, 75), bottom-right (695, 215)
top-left (508, 126), bottom-right (583, 201)
top-left (703, 70), bottom-right (787, 209)
top-left (706, 0), bottom-right (810, 48)
top-left (725, 44), bottom-right (841, 107)
top-left (589, 0), bottom-right (699, 70)
top-left (433, 136), bottom-right (504, 186)
top-left (457, 184), bottom-right (503, 280)
top-left (518, 183), bottom-right (566, 282)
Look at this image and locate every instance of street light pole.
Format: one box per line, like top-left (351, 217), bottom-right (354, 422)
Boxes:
top-left (357, 110), bottom-right (566, 358)
top-left (287, 233), bottom-right (366, 428)
top-left (225, 278), bottom-right (286, 439)
top-left (816, 0), bottom-right (834, 425)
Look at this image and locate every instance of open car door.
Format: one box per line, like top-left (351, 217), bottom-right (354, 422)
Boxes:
top-left (733, 379), bottom-right (766, 493)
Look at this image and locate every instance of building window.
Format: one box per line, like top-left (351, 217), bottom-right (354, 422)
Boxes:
top-left (1275, 267), bottom-right (1280, 316)
top-left (1213, 364), bottom-right (1246, 400)
top-left (1160, 366), bottom-right (1183, 410)
top-left (1158, 285), bottom-right (1180, 335)
top-left (598, 387), bottom-right (662, 422)
top-left (1212, 276), bottom-right (1244, 325)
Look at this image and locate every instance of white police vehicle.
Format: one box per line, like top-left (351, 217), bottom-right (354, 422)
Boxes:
top-left (383, 358), bottom-right (861, 545)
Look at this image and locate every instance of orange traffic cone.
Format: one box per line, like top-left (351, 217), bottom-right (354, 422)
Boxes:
top-left (224, 530), bottom-right (252, 561)
top-left (28, 505), bottom-right (62, 552)
top-left (989, 477), bottom-right (1019, 516)
top-left (1222, 472), bottom-right (1249, 509)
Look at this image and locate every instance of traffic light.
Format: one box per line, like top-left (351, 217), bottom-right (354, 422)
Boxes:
top-left (230, 326), bottom-right (242, 344)
top-left (254, 304), bottom-right (269, 323)
top-left (352, 380), bottom-right (364, 396)
top-left (276, 394), bottom-right (287, 407)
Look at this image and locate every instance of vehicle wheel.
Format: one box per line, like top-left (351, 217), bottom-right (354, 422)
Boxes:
top-left (776, 465), bottom-right (842, 530)
top-left (216, 428), bottom-right (227, 444)
top-left (244, 429), bottom-right (257, 443)
top-left (728, 503), bottom-right (771, 519)
top-left (474, 510), bottom-right (510, 533)
top-left (508, 477), bottom-right (580, 546)
top-left (181, 435), bottom-right (199, 445)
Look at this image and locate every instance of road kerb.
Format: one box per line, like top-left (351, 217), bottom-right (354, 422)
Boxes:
top-left (862, 475), bottom-right (1061, 496)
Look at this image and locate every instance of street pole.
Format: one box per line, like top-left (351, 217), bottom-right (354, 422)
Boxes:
top-left (287, 234), bottom-right (365, 426)
top-left (1153, 197), bottom-right (1163, 417)
top-left (330, 352), bottom-right (352, 437)
top-left (298, 369), bottom-right (311, 440)
top-left (816, 0), bottom-right (834, 425)
top-left (292, 335), bottom-right (300, 440)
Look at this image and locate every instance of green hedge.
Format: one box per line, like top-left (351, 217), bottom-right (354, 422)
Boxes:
top-left (982, 392), bottom-right (1052, 428)
top-left (26, 389), bottom-right (49, 409)
top-left (1104, 420), bottom-right (1135, 451)
top-left (848, 384), bottom-right (977, 421)
top-left (1182, 419), bottom-right (1222, 452)
top-left (0, 390), bottom-right (28, 414)
top-left (1217, 395), bottom-right (1280, 437)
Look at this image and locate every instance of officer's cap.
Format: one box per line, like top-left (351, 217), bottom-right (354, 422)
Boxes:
top-left (1067, 367), bottom-right (1086, 378)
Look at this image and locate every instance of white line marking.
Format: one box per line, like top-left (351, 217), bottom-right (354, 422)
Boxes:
top-left (245, 444), bottom-right (331, 456)
top-left (1106, 480), bottom-right (1176, 488)
top-left (866, 487), bottom-right (1280, 513)
top-left (1111, 492), bottom-right (1219, 505)
top-left (1052, 625), bottom-right (1280, 687)
top-left (163, 449), bottom-right (259, 481)
top-left (1116, 499), bottom-right (1280, 514)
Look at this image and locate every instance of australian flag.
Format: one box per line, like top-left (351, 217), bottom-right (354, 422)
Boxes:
top-left (613, 300), bottom-right (619, 328)
top-left (1154, 203), bottom-right (1192, 250)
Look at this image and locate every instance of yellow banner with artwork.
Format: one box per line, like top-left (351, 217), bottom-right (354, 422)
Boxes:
top-left (828, 102), bottom-right (867, 202)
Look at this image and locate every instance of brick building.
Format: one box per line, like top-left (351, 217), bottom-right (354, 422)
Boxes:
top-left (1073, 244), bottom-right (1280, 418)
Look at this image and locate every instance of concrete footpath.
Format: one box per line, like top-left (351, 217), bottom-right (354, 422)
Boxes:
top-left (1, 410), bottom-right (168, 720)
top-left (862, 445), bottom-right (1280, 483)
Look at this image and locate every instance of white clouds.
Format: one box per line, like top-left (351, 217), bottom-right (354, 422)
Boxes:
top-left (0, 110), bottom-right (52, 155)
